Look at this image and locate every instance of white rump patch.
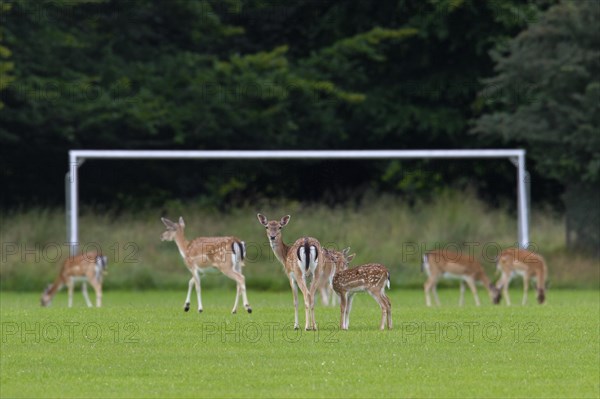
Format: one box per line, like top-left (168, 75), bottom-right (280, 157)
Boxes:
top-left (309, 246), bottom-right (318, 273)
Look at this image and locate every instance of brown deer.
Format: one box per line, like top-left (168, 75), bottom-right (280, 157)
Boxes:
top-left (495, 248), bottom-right (548, 305)
top-left (422, 250), bottom-right (500, 306)
top-left (41, 251), bottom-right (108, 307)
top-left (160, 217), bottom-right (251, 314)
top-left (332, 263), bottom-right (392, 330)
top-left (257, 214), bottom-right (323, 330)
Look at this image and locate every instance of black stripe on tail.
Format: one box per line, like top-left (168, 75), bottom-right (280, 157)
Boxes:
top-left (232, 241), bottom-right (245, 261)
top-left (296, 237), bottom-right (315, 272)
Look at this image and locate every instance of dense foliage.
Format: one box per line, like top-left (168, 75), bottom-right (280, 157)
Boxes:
top-left (2, 0), bottom-right (547, 208)
top-left (472, 0), bottom-right (600, 253)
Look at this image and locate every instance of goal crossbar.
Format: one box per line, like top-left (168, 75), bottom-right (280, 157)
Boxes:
top-left (66, 149), bottom-right (529, 254)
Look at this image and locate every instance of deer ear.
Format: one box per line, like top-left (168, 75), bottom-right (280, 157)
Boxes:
top-left (280, 215), bottom-right (291, 226)
top-left (161, 217), bottom-right (174, 228)
top-left (257, 213), bottom-right (268, 226)
top-left (346, 253), bottom-right (356, 262)
top-left (178, 216), bottom-right (185, 228)
top-left (342, 247), bottom-right (350, 255)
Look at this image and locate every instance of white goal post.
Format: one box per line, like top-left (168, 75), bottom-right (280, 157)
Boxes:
top-left (66, 149), bottom-right (530, 255)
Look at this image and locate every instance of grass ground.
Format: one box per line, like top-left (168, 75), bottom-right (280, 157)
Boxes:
top-left (1, 288), bottom-right (598, 398)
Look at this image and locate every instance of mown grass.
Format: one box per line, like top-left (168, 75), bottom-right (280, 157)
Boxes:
top-left (1, 191), bottom-right (598, 292)
top-left (1, 289), bottom-right (598, 398)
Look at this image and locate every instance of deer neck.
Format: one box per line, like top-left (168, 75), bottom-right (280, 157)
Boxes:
top-left (270, 235), bottom-right (289, 266)
top-left (43, 276), bottom-right (63, 301)
top-left (174, 230), bottom-right (190, 260)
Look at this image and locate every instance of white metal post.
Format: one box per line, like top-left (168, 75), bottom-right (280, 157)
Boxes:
top-left (517, 152), bottom-right (530, 248)
top-left (68, 152), bottom-right (79, 257)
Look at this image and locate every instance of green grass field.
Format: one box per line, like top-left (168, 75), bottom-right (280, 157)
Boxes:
top-left (1, 289), bottom-right (598, 398)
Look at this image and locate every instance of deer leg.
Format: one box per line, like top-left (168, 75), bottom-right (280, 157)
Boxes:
top-left (67, 278), bottom-right (74, 308)
top-left (379, 288), bottom-right (393, 329)
top-left (345, 293), bottom-right (355, 330)
top-left (497, 272), bottom-right (512, 306)
top-left (308, 276), bottom-right (318, 318)
top-left (222, 268), bottom-right (252, 314)
top-left (289, 276), bottom-right (300, 330)
top-left (89, 279), bottom-right (102, 307)
top-left (329, 286), bottom-right (337, 306)
top-left (226, 271), bottom-right (241, 314)
top-left (320, 286), bottom-right (330, 306)
top-left (464, 276), bottom-right (480, 306)
top-left (384, 291), bottom-right (393, 329)
top-left (424, 277), bottom-right (435, 307)
top-left (339, 292), bottom-right (348, 330)
top-left (232, 285), bottom-right (241, 314)
top-left (81, 282), bottom-right (93, 307)
top-left (193, 269), bottom-right (203, 313)
top-left (459, 280), bottom-right (466, 306)
top-left (522, 273), bottom-right (530, 306)
top-left (231, 257), bottom-right (251, 313)
top-left (432, 282), bottom-right (441, 306)
top-left (184, 277), bottom-right (194, 312)
top-left (367, 290), bottom-right (386, 330)
top-left (297, 275), bottom-right (314, 331)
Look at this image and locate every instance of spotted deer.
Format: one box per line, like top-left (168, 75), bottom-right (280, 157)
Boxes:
top-left (257, 214), bottom-right (323, 330)
top-left (160, 217), bottom-right (251, 314)
top-left (495, 248), bottom-right (547, 305)
top-left (422, 250), bottom-right (500, 306)
top-left (333, 263), bottom-right (392, 330)
top-left (41, 251), bottom-right (108, 307)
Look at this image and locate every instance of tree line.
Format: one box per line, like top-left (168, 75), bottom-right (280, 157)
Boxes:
top-left (1, 1), bottom-right (597, 253)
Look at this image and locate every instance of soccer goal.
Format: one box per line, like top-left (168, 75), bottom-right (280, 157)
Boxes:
top-left (65, 149), bottom-right (530, 255)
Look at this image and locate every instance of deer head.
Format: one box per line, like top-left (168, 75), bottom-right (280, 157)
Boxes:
top-left (161, 217), bottom-right (185, 241)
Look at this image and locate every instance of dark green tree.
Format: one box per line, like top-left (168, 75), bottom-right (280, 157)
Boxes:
top-left (473, 0), bottom-right (600, 254)
top-left (0, 1), bottom-right (15, 110)
top-left (1, 0), bottom-right (547, 208)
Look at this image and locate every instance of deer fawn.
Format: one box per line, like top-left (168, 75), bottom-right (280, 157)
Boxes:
top-left (257, 214), bottom-right (323, 330)
top-left (333, 263), bottom-right (392, 330)
top-left (41, 251), bottom-right (108, 307)
top-left (160, 217), bottom-right (251, 314)
top-left (422, 250), bottom-right (500, 306)
top-left (495, 248), bottom-right (547, 305)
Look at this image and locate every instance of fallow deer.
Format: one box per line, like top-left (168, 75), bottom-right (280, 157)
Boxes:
top-left (332, 263), bottom-right (392, 330)
top-left (495, 248), bottom-right (548, 305)
top-left (41, 251), bottom-right (108, 307)
top-left (422, 249), bottom-right (500, 306)
top-left (257, 214), bottom-right (323, 330)
top-left (160, 217), bottom-right (251, 314)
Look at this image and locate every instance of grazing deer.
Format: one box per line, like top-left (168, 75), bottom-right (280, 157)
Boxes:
top-left (160, 217), bottom-right (251, 314)
top-left (422, 250), bottom-right (500, 306)
top-left (257, 214), bottom-right (322, 330)
top-left (41, 252), bottom-right (108, 307)
top-left (495, 248), bottom-right (548, 305)
top-left (333, 263), bottom-right (392, 330)
top-left (311, 247), bottom-right (355, 306)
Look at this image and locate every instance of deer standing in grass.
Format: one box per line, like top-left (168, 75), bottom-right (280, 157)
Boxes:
top-left (257, 214), bottom-right (323, 330)
top-left (333, 263), bottom-right (392, 330)
top-left (160, 217), bottom-right (251, 314)
top-left (41, 251), bottom-right (108, 307)
top-left (422, 250), bottom-right (500, 306)
top-left (495, 248), bottom-right (547, 305)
